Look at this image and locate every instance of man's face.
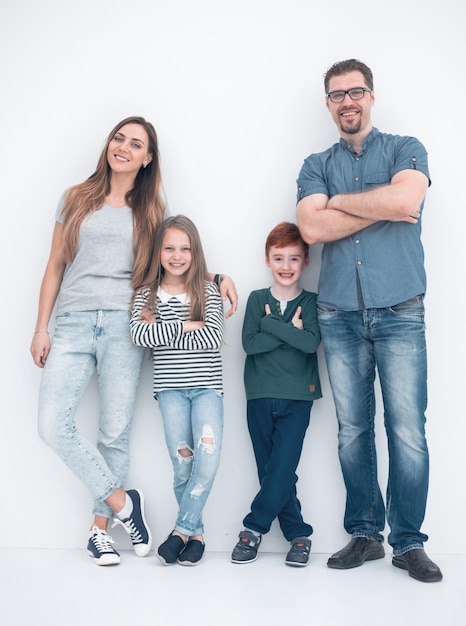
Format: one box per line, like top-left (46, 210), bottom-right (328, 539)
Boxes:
top-left (326, 70), bottom-right (374, 139)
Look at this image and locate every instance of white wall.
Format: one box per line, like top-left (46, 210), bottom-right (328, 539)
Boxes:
top-left (1, 0), bottom-right (464, 554)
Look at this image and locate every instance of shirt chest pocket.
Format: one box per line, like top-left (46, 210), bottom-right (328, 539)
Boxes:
top-left (363, 172), bottom-right (390, 188)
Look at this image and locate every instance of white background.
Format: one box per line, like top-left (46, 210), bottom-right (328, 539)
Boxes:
top-left (1, 0), bottom-right (464, 554)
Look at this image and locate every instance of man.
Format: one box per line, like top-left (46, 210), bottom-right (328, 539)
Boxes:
top-left (296, 59), bottom-right (442, 583)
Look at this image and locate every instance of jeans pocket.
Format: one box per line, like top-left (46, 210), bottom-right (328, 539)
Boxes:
top-left (317, 303), bottom-right (338, 320)
top-left (388, 295), bottom-right (425, 318)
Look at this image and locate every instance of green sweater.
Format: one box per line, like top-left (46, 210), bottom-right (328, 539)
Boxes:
top-left (242, 288), bottom-right (322, 401)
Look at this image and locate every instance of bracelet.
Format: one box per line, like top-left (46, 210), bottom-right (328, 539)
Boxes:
top-left (214, 274), bottom-right (223, 286)
top-left (34, 329), bottom-right (49, 334)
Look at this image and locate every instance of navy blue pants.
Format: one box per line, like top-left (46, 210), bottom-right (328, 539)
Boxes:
top-left (243, 398), bottom-right (313, 541)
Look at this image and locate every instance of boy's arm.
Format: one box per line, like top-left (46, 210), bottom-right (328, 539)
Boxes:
top-left (242, 291), bottom-right (283, 355)
top-left (261, 293), bottom-right (320, 353)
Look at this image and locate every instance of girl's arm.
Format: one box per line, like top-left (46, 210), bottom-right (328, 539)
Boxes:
top-left (30, 222), bottom-right (66, 368)
top-left (175, 284), bottom-right (224, 350)
top-left (130, 291), bottom-right (184, 347)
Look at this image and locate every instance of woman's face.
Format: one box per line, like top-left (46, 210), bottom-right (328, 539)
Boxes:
top-left (106, 123), bottom-right (152, 174)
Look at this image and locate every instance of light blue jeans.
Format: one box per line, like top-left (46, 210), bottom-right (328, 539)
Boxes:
top-left (317, 296), bottom-right (430, 555)
top-left (157, 388), bottom-right (223, 536)
top-left (38, 310), bottom-right (144, 518)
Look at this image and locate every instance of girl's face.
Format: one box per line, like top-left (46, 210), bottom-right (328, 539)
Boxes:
top-left (107, 123), bottom-right (152, 174)
top-left (160, 228), bottom-right (192, 279)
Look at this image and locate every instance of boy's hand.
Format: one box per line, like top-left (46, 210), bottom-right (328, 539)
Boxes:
top-left (291, 306), bottom-right (303, 330)
top-left (265, 304), bottom-right (271, 315)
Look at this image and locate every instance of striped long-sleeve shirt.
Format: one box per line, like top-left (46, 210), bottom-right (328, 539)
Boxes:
top-left (130, 281), bottom-right (224, 396)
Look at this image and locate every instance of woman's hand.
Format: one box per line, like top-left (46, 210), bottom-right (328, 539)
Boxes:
top-left (30, 331), bottom-right (51, 368)
top-left (218, 274), bottom-right (238, 318)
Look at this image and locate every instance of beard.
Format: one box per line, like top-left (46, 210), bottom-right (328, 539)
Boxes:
top-left (340, 119), bottom-right (361, 135)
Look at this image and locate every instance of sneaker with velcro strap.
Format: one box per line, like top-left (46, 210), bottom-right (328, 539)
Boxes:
top-left (231, 530), bottom-right (262, 564)
top-left (285, 536), bottom-right (312, 567)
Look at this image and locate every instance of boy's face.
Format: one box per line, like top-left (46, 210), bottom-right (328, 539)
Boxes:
top-left (266, 244), bottom-right (309, 289)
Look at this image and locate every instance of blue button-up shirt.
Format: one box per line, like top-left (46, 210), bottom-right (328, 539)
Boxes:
top-left (297, 128), bottom-right (429, 310)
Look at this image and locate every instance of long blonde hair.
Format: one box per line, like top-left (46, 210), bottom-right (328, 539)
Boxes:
top-left (60, 116), bottom-right (165, 287)
top-left (134, 215), bottom-right (209, 321)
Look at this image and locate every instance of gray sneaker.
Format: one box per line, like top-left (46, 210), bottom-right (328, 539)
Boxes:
top-left (285, 536), bottom-right (311, 567)
top-left (231, 530), bottom-right (262, 564)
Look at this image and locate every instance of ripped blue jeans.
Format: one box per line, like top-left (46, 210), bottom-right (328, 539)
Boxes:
top-left (157, 388), bottom-right (223, 536)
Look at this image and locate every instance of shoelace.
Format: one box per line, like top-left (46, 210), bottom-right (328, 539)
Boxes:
top-left (112, 517), bottom-right (143, 544)
top-left (91, 527), bottom-right (117, 553)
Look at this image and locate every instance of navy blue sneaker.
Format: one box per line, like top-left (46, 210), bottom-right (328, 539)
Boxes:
top-left (112, 489), bottom-right (152, 557)
top-left (178, 539), bottom-right (205, 566)
top-left (87, 525), bottom-right (121, 566)
top-left (157, 533), bottom-right (186, 565)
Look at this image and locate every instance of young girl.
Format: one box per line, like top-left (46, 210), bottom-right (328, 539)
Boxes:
top-left (130, 215), bottom-right (225, 566)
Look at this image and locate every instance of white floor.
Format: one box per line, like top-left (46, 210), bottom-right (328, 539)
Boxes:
top-left (0, 549), bottom-right (464, 626)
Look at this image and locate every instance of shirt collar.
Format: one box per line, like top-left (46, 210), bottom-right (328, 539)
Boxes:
top-left (340, 126), bottom-right (379, 153)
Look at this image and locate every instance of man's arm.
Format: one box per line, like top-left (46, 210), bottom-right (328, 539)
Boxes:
top-left (329, 169), bottom-right (429, 222)
top-left (296, 170), bottom-right (428, 245)
top-left (297, 192), bottom-right (376, 244)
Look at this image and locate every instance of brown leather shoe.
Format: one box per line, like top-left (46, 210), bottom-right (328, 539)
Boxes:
top-left (327, 537), bottom-right (385, 569)
top-left (392, 548), bottom-right (442, 582)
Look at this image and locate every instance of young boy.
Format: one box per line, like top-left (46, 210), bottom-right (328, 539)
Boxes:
top-left (231, 222), bottom-right (322, 567)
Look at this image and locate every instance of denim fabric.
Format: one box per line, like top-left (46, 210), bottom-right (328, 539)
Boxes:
top-left (243, 398), bottom-right (313, 542)
top-left (317, 296), bottom-right (429, 554)
top-left (157, 388), bottom-right (223, 536)
top-left (38, 310), bottom-right (144, 517)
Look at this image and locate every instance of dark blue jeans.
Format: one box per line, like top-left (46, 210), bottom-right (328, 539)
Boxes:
top-left (318, 296), bottom-right (429, 555)
top-left (243, 398), bottom-right (313, 542)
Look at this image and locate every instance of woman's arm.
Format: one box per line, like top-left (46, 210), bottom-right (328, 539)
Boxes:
top-left (208, 272), bottom-right (238, 318)
top-left (30, 222), bottom-right (66, 368)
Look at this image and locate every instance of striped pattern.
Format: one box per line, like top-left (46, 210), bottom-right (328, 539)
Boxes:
top-left (130, 281), bottom-right (224, 395)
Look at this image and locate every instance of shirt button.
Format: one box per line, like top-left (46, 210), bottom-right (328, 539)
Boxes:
top-left (355, 239), bottom-right (360, 244)
top-left (355, 177), bottom-right (359, 182)
top-left (357, 261), bottom-right (362, 265)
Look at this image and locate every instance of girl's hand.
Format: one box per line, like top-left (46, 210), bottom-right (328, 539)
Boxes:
top-left (265, 304), bottom-right (271, 315)
top-left (183, 321), bottom-right (205, 333)
top-left (140, 308), bottom-right (156, 323)
top-left (30, 332), bottom-right (51, 368)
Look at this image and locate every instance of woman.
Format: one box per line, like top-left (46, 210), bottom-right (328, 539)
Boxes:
top-left (30, 117), bottom-right (237, 566)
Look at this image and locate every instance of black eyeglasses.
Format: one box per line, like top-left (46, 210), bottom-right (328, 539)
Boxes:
top-left (326, 87), bottom-right (371, 104)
